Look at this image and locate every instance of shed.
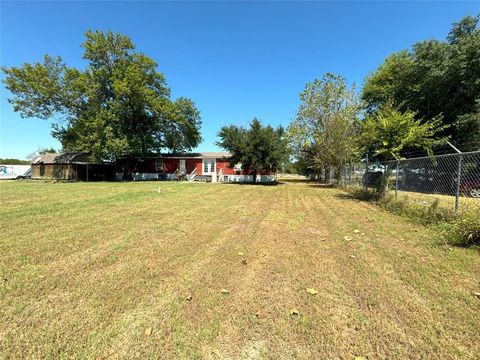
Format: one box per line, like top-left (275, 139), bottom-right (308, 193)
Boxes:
top-left (31, 152), bottom-right (115, 181)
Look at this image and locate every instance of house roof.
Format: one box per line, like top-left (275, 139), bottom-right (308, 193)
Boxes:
top-left (157, 152), bottom-right (231, 159)
top-left (31, 152), bottom-right (93, 164)
top-left (32, 152), bottom-right (232, 164)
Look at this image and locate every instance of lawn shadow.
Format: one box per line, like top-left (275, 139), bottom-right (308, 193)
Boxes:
top-left (278, 178), bottom-right (311, 184)
top-left (333, 187), bottom-right (379, 201)
top-left (222, 181), bottom-right (283, 186)
top-left (306, 182), bottom-right (337, 189)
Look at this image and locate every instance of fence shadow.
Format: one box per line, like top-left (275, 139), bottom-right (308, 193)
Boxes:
top-left (306, 182), bottom-right (339, 189)
top-left (334, 187), bottom-right (379, 201)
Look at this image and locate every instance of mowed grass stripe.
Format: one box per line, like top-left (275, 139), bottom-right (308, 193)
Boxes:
top-left (0, 180), bottom-right (479, 359)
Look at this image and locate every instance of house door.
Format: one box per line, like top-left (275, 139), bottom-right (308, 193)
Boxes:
top-left (179, 159), bottom-right (186, 173)
top-left (203, 159), bottom-right (216, 175)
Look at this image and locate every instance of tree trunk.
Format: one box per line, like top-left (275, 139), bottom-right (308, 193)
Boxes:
top-left (252, 170), bottom-right (257, 184)
top-left (335, 166), bottom-right (343, 187)
top-left (377, 164), bottom-right (391, 197)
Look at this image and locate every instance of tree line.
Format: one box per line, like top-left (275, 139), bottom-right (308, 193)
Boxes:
top-left (288, 14), bottom-right (479, 192)
top-left (2, 15), bottom-right (478, 185)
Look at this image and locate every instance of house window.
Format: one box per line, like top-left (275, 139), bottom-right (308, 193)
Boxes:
top-left (155, 159), bottom-right (164, 172)
top-left (203, 159), bottom-right (216, 174)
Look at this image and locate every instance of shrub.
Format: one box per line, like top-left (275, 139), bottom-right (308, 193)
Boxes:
top-left (444, 208), bottom-right (480, 247)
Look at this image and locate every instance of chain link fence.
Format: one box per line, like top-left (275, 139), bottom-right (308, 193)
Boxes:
top-left (341, 150), bottom-right (480, 211)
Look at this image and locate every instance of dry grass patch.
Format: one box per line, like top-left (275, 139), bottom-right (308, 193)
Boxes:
top-left (0, 179), bottom-right (479, 359)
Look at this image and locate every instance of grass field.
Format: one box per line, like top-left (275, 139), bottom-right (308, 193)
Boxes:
top-left (1, 180), bottom-right (479, 359)
top-left (394, 189), bottom-right (480, 212)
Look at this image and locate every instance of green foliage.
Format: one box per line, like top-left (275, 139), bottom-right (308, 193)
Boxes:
top-left (456, 101), bottom-right (480, 151)
top-left (362, 15), bottom-right (480, 149)
top-left (217, 118), bottom-right (289, 182)
top-left (447, 15), bottom-right (480, 44)
top-left (359, 104), bottom-right (448, 195)
top-left (2, 30), bottom-right (202, 160)
top-left (359, 104), bottom-right (448, 161)
top-left (288, 73), bottom-right (360, 184)
top-left (0, 158), bottom-right (30, 165)
top-left (444, 207), bottom-right (480, 247)
top-left (362, 51), bottom-right (417, 113)
top-left (281, 160), bottom-right (305, 174)
top-left (377, 194), bottom-right (454, 225)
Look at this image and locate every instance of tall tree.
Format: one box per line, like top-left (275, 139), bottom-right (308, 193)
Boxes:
top-left (217, 118), bottom-right (289, 183)
top-left (362, 15), bottom-right (480, 150)
top-left (288, 73), bottom-right (360, 184)
top-left (2, 30), bottom-right (202, 160)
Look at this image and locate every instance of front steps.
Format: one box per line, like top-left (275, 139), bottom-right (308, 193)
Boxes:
top-left (192, 175), bottom-right (213, 182)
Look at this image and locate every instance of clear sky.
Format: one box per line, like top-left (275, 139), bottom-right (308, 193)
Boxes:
top-left (1, 1), bottom-right (479, 159)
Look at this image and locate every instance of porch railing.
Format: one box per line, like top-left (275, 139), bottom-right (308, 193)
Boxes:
top-left (188, 168), bottom-right (197, 182)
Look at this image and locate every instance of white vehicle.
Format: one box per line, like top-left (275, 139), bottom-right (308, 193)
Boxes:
top-left (0, 165), bottom-right (31, 179)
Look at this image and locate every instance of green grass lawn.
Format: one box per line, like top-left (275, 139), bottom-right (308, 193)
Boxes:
top-left (1, 180), bottom-right (479, 359)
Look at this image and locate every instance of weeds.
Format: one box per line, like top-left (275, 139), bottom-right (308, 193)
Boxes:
top-left (346, 185), bottom-right (479, 247)
top-left (443, 207), bottom-right (480, 247)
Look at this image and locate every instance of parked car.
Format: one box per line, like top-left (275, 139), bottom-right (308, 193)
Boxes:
top-left (460, 179), bottom-right (480, 198)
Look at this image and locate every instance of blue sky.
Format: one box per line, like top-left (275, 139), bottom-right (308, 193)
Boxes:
top-left (1, 1), bottom-right (479, 159)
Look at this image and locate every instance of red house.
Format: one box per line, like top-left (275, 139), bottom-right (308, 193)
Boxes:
top-left (115, 152), bottom-right (275, 183)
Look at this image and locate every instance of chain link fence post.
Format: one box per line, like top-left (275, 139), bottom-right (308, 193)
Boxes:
top-left (395, 160), bottom-right (399, 199)
top-left (455, 154), bottom-right (463, 212)
top-left (391, 153), bottom-right (399, 199)
top-left (365, 154), bottom-right (369, 189)
top-left (448, 142), bottom-right (463, 212)
top-left (351, 147), bottom-right (479, 208)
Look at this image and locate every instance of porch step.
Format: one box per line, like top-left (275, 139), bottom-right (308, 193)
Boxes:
top-left (193, 175), bottom-right (212, 182)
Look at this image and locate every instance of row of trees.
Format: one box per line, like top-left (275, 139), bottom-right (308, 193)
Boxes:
top-left (288, 15), bottom-right (479, 193)
top-left (2, 15), bottom-right (478, 184)
top-left (362, 15), bottom-right (480, 151)
top-left (2, 30), bottom-right (289, 180)
top-left (288, 72), bottom-right (449, 191)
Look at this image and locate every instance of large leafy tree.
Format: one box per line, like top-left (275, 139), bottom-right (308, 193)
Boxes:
top-left (362, 15), bottom-right (480, 150)
top-left (288, 73), bottom-right (360, 184)
top-left (217, 118), bottom-right (289, 183)
top-left (2, 30), bottom-right (202, 160)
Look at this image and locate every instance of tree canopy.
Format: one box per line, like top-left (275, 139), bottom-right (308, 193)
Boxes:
top-left (362, 15), bottom-right (480, 151)
top-left (359, 103), bottom-right (448, 161)
top-left (2, 30), bottom-right (202, 160)
top-left (217, 118), bottom-right (289, 183)
top-left (288, 73), bottom-right (360, 183)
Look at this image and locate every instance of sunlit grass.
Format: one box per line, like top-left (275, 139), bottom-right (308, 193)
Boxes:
top-left (1, 180), bottom-right (479, 358)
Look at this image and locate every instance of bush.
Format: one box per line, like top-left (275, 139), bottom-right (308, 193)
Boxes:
top-left (444, 208), bottom-right (480, 247)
